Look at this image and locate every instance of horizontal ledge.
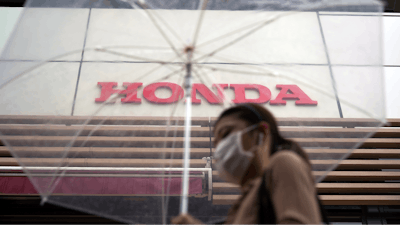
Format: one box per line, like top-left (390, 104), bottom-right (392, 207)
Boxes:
top-left (0, 146), bottom-right (214, 157)
top-left (1, 167), bottom-right (400, 181)
top-left (0, 116), bottom-right (210, 126)
top-left (0, 116), bottom-right (392, 127)
top-left (1, 147), bottom-right (399, 158)
top-left (213, 182), bottom-right (400, 193)
top-left (0, 166), bottom-right (211, 172)
top-left (0, 158), bottom-right (208, 167)
top-left (0, 173), bottom-right (206, 178)
top-left (0, 125), bottom-right (210, 136)
top-left (0, 136), bottom-right (209, 142)
top-left (1, 136), bottom-right (399, 148)
top-left (212, 195), bottom-right (400, 205)
top-left (2, 194), bottom-right (400, 205)
top-left (0, 193), bottom-right (205, 197)
top-left (212, 171), bottom-right (400, 181)
top-left (0, 159), bottom-right (399, 169)
top-left (0, 125), bottom-right (399, 138)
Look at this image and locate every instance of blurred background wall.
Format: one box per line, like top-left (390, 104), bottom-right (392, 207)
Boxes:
top-left (1, 1), bottom-right (399, 118)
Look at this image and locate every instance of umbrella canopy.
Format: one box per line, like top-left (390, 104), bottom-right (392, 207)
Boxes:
top-left (0, 0), bottom-right (385, 223)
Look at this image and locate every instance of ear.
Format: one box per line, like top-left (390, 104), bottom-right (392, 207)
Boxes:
top-left (256, 122), bottom-right (272, 170)
top-left (258, 121), bottom-right (270, 138)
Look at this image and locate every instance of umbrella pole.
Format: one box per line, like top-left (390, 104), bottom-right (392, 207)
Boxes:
top-left (180, 49), bottom-right (193, 214)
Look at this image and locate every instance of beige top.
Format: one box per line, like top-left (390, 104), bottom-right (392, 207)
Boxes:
top-left (224, 151), bottom-right (322, 224)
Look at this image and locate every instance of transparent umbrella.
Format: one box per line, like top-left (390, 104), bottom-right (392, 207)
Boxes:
top-left (0, 0), bottom-right (385, 223)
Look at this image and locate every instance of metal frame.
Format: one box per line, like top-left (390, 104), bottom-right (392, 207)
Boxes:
top-left (0, 166), bottom-right (213, 201)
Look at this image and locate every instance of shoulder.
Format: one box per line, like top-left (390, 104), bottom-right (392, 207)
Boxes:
top-left (266, 151), bottom-right (314, 185)
top-left (268, 150), bottom-right (309, 170)
top-left (264, 151), bottom-right (322, 224)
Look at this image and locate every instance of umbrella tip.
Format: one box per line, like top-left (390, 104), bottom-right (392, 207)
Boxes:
top-left (184, 45), bottom-right (194, 54)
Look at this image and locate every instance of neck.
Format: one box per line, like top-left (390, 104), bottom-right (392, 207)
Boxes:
top-left (240, 161), bottom-right (261, 190)
top-left (239, 147), bottom-right (270, 190)
top-left (259, 137), bottom-right (272, 170)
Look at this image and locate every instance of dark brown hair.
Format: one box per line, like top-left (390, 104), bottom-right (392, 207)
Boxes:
top-left (215, 104), bottom-right (329, 224)
top-left (214, 103), bottom-right (311, 167)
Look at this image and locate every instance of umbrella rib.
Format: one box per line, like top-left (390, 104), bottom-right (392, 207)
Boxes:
top-left (192, 65), bottom-right (235, 108)
top-left (196, 64), bottom-right (276, 77)
top-left (45, 116), bottom-right (113, 196)
top-left (0, 49), bottom-right (86, 90)
top-left (197, 64), bottom-right (378, 119)
top-left (136, 1), bottom-right (185, 62)
top-left (134, 62), bottom-right (180, 82)
top-left (150, 9), bottom-right (186, 46)
top-left (102, 56), bottom-right (180, 83)
top-left (45, 66), bottom-right (185, 195)
top-left (195, 12), bottom-right (290, 62)
top-left (95, 45), bottom-right (172, 50)
top-left (0, 46), bottom-right (177, 91)
top-left (43, 89), bottom-right (126, 195)
top-left (124, 0), bottom-right (186, 46)
top-left (193, 52), bottom-right (346, 98)
top-left (71, 56), bottom-right (183, 117)
top-left (194, 0), bottom-right (377, 61)
top-left (95, 48), bottom-right (180, 64)
top-left (193, 51), bottom-right (283, 76)
top-left (195, 15), bottom-right (269, 49)
top-left (1, 45), bottom-right (185, 195)
top-left (192, 0), bottom-right (208, 47)
top-left (73, 61), bottom-right (185, 106)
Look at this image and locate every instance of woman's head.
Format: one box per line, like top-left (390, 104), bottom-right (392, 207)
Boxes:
top-left (213, 103), bottom-right (310, 185)
top-left (214, 103), bottom-right (280, 152)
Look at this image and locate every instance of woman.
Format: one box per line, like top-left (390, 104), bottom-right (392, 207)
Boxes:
top-left (172, 103), bottom-right (327, 224)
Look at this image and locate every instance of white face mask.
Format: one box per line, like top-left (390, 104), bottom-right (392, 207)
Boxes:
top-left (214, 124), bottom-right (264, 185)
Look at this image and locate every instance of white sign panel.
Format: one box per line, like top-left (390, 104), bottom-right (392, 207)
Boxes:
top-left (0, 8), bottom-right (384, 119)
